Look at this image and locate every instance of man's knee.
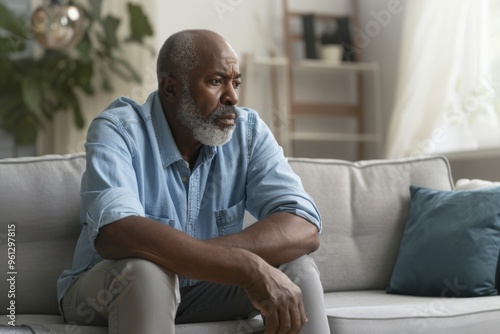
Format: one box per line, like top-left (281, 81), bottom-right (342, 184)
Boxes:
top-left (278, 255), bottom-right (321, 286)
top-left (110, 258), bottom-right (179, 299)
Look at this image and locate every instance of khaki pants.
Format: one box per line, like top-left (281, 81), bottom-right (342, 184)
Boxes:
top-left (62, 256), bottom-right (330, 334)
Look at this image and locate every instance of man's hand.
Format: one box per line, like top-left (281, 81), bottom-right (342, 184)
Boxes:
top-left (243, 261), bottom-right (307, 334)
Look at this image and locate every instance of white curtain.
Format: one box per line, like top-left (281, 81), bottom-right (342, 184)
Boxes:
top-left (385, 0), bottom-right (496, 158)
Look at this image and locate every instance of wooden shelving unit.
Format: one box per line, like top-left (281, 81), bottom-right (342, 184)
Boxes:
top-left (282, 0), bottom-right (382, 159)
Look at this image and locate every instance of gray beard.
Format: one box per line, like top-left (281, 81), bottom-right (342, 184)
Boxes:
top-left (176, 90), bottom-right (237, 146)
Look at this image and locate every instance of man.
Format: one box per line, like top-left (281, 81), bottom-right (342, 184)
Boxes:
top-left (58, 29), bottom-right (330, 334)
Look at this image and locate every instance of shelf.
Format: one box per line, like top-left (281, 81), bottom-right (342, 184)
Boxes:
top-left (290, 132), bottom-right (382, 142)
top-left (287, 12), bottom-right (346, 20)
top-left (294, 60), bottom-right (379, 72)
top-left (250, 57), bottom-right (379, 72)
top-left (292, 102), bottom-right (359, 117)
top-left (250, 56), bottom-right (288, 67)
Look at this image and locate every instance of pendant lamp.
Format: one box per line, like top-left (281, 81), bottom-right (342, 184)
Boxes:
top-left (31, 0), bottom-right (86, 50)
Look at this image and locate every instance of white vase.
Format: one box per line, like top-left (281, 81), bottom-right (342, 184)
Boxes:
top-left (321, 45), bottom-right (343, 63)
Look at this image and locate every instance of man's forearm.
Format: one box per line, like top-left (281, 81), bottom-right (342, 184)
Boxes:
top-left (206, 212), bottom-right (320, 266)
top-left (95, 216), bottom-right (263, 288)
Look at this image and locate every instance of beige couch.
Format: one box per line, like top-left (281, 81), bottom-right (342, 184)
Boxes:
top-left (1, 153), bottom-right (500, 333)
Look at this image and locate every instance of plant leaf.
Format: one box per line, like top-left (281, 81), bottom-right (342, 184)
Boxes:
top-left (74, 60), bottom-right (94, 95)
top-left (0, 3), bottom-right (29, 39)
top-left (66, 92), bottom-right (85, 129)
top-left (0, 36), bottom-right (25, 53)
top-left (101, 15), bottom-right (121, 50)
top-left (76, 33), bottom-right (92, 62)
top-left (125, 3), bottom-right (154, 43)
top-left (99, 67), bottom-right (113, 92)
top-left (21, 79), bottom-right (42, 117)
top-left (0, 94), bottom-right (22, 118)
top-left (87, 0), bottom-right (103, 20)
top-left (2, 104), bottom-right (40, 145)
top-left (109, 57), bottom-right (142, 82)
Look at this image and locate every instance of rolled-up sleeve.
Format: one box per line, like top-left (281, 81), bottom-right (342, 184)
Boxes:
top-left (245, 113), bottom-right (322, 233)
top-left (80, 113), bottom-right (145, 249)
top-left (86, 187), bottom-right (145, 240)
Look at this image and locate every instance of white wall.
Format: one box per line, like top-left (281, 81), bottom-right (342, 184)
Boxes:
top-left (357, 0), bottom-right (406, 142)
top-left (155, 0), bottom-right (278, 59)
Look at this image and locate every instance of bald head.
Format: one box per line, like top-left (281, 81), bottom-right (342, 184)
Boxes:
top-left (156, 29), bottom-right (236, 85)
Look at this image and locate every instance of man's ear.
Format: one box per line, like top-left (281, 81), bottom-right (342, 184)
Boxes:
top-left (159, 75), bottom-right (180, 103)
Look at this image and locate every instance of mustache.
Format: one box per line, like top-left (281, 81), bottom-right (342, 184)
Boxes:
top-left (210, 105), bottom-right (237, 119)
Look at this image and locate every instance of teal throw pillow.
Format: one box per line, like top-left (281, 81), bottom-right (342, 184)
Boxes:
top-left (387, 185), bottom-right (500, 297)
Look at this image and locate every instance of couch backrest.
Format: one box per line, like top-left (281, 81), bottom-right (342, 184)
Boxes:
top-left (288, 155), bottom-right (454, 292)
top-left (0, 153), bottom-right (86, 315)
top-left (0, 153), bottom-right (454, 315)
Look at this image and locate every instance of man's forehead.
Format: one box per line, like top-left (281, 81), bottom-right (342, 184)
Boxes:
top-left (196, 46), bottom-right (239, 74)
top-left (196, 38), bottom-right (236, 59)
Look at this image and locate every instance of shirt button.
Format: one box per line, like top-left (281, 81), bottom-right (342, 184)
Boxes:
top-left (181, 176), bottom-right (188, 183)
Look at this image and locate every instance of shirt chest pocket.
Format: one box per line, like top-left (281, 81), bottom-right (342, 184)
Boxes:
top-left (215, 198), bottom-right (245, 237)
top-left (145, 213), bottom-right (175, 228)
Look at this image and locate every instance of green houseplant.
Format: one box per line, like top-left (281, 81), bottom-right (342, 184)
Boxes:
top-left (0, 0), bottom-right (154, 144)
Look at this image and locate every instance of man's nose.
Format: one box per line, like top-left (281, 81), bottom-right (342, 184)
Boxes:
top-left (221, 84), bottom-right (239, 106)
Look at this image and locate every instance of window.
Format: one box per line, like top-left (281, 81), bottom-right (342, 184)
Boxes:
top-left (385, 0), bottom-right (500, 158)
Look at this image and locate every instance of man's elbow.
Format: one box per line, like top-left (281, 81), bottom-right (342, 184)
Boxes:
top-left (94, 223), bottom-right (122, 259)
top-left (95, 228), bottom-right (112, 259)
top-left (94, 216), bottom-right (148, 259)
top-left (308, 231), bottom-right (320, 253)
top-left (305, 223), bottom-right (321, 254)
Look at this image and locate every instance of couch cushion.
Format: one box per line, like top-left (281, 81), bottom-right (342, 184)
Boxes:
top-left (288, 155), bottom-right (454, 292)
top-left (455, 178), bottom-right (500, 190)
top-left (387, 185), bottom-right (500, 297)
top-left (0, 315), bottom-right (265, 334)
top-left (0, 154), bottom-right (86, 315)
top-left (324, 290), bottom-right (500, 334)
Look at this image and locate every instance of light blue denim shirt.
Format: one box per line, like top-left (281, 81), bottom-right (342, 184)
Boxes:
top-left (57, 91), bottom-right (321, 305)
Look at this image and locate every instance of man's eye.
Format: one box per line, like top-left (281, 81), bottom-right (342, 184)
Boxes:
top-left (233, 81), bottom-right (241, 89)
top-left (211, 79), bottom-right (223, 85)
